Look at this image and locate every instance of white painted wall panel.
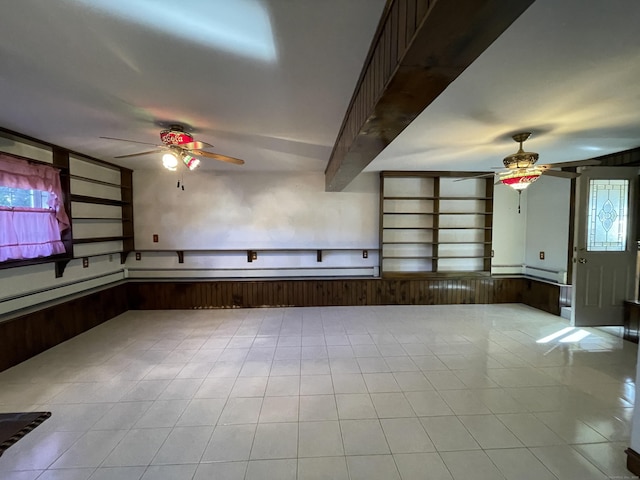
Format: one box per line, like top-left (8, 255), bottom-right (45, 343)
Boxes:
top-left (0, 256), bottom-right (125, 316)
top-left (70, 178), bottom-right (122, 200)
top-left (524, 175), bottom-right (571, 282)
top-left (0, 136), bottom-right (52, 163)
top-left (491, 184), bottom-right (527, 275)
top-left (133, 170), bottom-right (378, 250)
top-left (70, 156), bottom-right (121, 184)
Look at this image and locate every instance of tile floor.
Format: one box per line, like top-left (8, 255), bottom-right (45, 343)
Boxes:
top-left (0, 304), bottom-right (638, 479)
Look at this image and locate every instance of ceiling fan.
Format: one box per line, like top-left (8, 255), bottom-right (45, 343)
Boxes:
top-left (101, 124), bottom-right (245, 171)
top-left (459, 132), bottom-right (601, 213)
top-left (490, 132), bottom-right (600, 190)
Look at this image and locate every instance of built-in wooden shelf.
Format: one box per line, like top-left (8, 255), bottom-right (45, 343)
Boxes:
top-left (73, 217), bottom-right (129, 221)
top-left (70, 194), bottom-right (128, 207)
top-left (69, 175), bottom-right (128, 189)
top-left (383, 255), bottom-right (491, 260)
top-left (384, 196), bottom-right (492, 200)
top-left (380, 172), bottom-right (494, 277)
top-left (73, 235), bottom-right (133, 244)
top-left (69, 168), bottom-right (134, 267)
top-left (383, 241), bottom-right (492, 245)
top-left (383, 212), bottom-right (493, 215)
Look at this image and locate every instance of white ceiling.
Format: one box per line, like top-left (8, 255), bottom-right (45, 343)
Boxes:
top-left (0, 0), bottom-right (386, 172)
top-left (0, 0), bottom-right (639, 180)
top-left (368, 0), bottom-right (640, 173)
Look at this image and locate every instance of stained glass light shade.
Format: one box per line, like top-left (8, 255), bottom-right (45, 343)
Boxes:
top-left (586, 179), bottom-right (629, 251)
top-left (499, 168), bottom-right (543, 190)
top-left (182, 154), bottom-right (200, 171)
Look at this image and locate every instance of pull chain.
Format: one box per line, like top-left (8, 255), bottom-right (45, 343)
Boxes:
top-left (518, 190), bottom-right (522, 214)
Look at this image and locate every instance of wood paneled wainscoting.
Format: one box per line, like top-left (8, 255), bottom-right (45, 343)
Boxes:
top-left (127, 277), bottom-right (563, 314)
top-left (0, 283), bottom-right (129, 372)
top-left (1, 277), bottom-right (565, 372)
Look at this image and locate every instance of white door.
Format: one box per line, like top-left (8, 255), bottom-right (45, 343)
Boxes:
top-left (572, 166), bottom-right (638, 327)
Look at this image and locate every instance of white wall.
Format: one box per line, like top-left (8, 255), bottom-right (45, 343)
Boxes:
top-left (524, 176), bottom-right (571, 283)
top-left (128, 169), bottom-right (380, 278)
top-left (0, 257), bottom-right (125, 315)
top-left (491, 184), bottom-right (527, 275)
top-left (492, 175), bottom-right (572, 283)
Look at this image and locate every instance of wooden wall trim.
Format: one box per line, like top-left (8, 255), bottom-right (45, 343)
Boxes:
top-left (0, 277), bottom-right (562, 372)
top-left (626, 447), bottom-right (640, 477)
top-left (624, 301), bottom-right (640, 344)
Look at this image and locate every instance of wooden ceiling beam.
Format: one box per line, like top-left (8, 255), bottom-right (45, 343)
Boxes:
top-left (325, 0), bottom-right (536, 191)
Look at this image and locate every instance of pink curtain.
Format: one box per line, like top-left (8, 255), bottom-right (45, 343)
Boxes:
top-left (0, 154), bottom-right (70, 262)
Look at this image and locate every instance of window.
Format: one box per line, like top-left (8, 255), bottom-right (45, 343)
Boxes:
top-left (0, 153), bottom-right (70, 262)
top-left (586, 179), bottom-right (629, 252)
top-left (1, 186), bottom-right (50, 209)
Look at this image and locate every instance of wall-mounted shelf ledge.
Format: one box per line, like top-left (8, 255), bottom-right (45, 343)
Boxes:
top-left (133, 247), bottom-right (379, 254)
top-left (383, 241), bottom-right (492, 245)
top-left (70, 194), bottom-right (128, 207)
top-left (73, 216), bottom-right (129, 221)
top-left (73, 235), bottom-right (133, 244)
top-left (69, 174), bottom-right (125, 189)
top-left (130, 248), bottom-right (378, 265)
top-left (382, 227), bottom-right (435, 230)
top-left (384, 255), bottom-right (491, 260)
top-left (383, 212), bottom-right (492, 216)
top-left (384, 196), bottom-right (492, 200)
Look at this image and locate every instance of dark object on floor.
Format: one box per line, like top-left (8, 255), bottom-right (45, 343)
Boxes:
top-left (0, 412), bottom-right (51, 457)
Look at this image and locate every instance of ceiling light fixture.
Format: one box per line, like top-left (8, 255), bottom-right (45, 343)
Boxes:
top-left (162, 152), bottom-right (178, 171)
top-left (499, 132), bottom-right (541, 191)
top-left (499, 167), bottom-right (543, 191)
top-left (182, 153), bottom-right (201, 171)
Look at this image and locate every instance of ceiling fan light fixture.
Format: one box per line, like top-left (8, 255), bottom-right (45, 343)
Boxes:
top-left (502, 132), bottom-right (540, 169)
top-left (499, 168), bottom-right (543, 190)
top-left (160, 125), bottom-right (194, 146)
top-left (182, 153), bottom-right (200, 171)
top-left (503, 150), bottom-right (539, 169)
top-left (162, 152), bottom-right (179, 171)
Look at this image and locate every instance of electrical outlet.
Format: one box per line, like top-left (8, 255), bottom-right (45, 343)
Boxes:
top-left (363, 250), bottom-right (368, 259)
top-left (539, 251), bottom-right (545, 260)
top-left (82, 257), bottom-right (89, 268)
top-left (153, 234), bottom-right (159, 243)
top-left (136, 252), bottom-right (141, 261)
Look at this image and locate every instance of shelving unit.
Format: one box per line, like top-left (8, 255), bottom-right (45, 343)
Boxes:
top-left (380, 172), bottom-right (493, 277)
top-left (69, 159), bottom-right (134, 264)
top-left (0, 128), bottom-right (134, 277)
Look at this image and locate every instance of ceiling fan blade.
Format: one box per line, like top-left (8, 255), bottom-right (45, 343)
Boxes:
top-left (539, 159), bottom-right (601, 169)
top-left (453, 172), bottom-right (495, 182)
top-left (114, 149), bottom-right (162, 158)
top-left (191, 149), bottom-right (245, 165)
top-left (100, 136), bottom-right (159, 147)
top-left (542, 170), bottom-right (580, 179)
top-left (179, 141), bottom-right (213, 150)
